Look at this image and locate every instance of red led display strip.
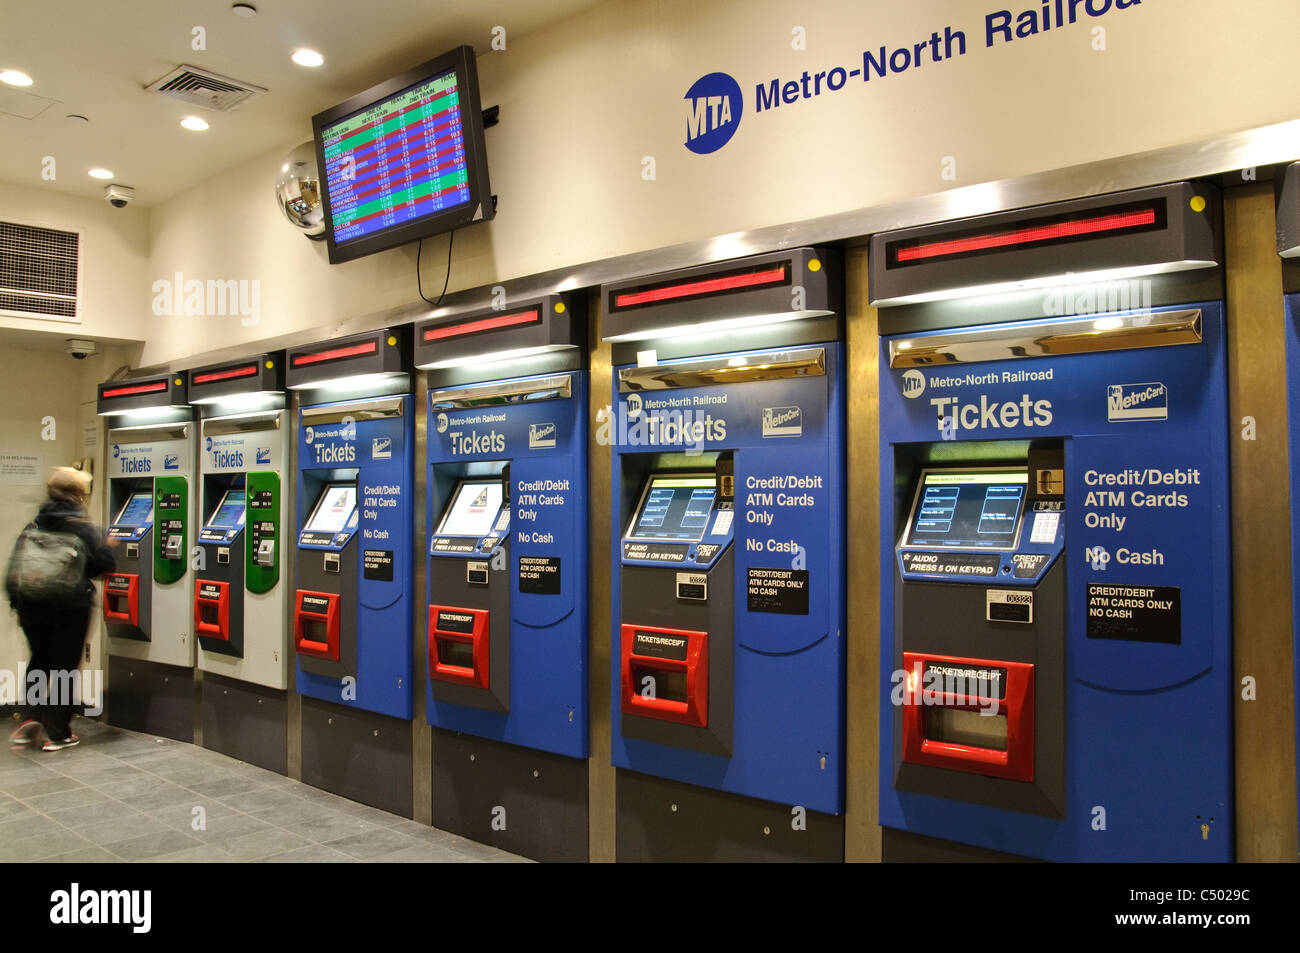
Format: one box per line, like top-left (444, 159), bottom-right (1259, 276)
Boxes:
top-left (423, 308), bottom-right (540, 342)
top-left (193, 365), bottom-right (258, 385)
top-left (892, 204), bottom-right (1162, 266)
top-left (101, 381), bottom-right (168, 399)
top-left (613, 265), bottom-right (789, 310)
top-left (292, 341), bottom-right (377, 366)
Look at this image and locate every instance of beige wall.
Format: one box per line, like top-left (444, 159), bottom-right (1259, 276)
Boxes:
top-left (127, 0), bottom-right (1300, 367)
top-left (0, 180), bottom-right (150, 345)
top-left (0, 344), bottom-right (130, 708)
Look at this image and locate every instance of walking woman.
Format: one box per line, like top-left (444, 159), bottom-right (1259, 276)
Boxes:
top-left (6, 467), bottom-right (115, 751)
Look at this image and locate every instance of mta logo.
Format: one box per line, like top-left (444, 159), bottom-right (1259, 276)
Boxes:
top-left (205, 436), bottom-right (213, 452)
top-left (112, 444), bottom-right (120, 459)
top-left (625, 393), bottom-right (643, 418)
top-left (436, 413), bottom-right (449, 434)
top-left (901, 370), bottom-right (926, 399)
top-left (684, 72), bottom-right (743, 154)
top-left (304, 426), bottom-right (314, 445)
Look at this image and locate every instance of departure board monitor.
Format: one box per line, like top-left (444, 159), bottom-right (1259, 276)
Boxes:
top-left (305, 483), bottom-right (358, 534)
top-left (312, 45), bottom-right (494, 265)
top-left (904, 469), bottom-right (1028, 550)
top-left (114, 492), bottom-right (155, 529)
top-left (627, 475), bottom-right (717, 542)
top-left (206, 489), bottom-right (246, 529)
top-left (436, 479), bottom-right (504, 538)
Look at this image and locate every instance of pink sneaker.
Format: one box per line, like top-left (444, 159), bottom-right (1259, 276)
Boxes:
top-left (8, 719), bottom-right (40, 749)
top-left (41, 734), bottom-right (79, 752)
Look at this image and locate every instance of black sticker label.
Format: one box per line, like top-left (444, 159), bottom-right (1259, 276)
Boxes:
top-left (519, 556), bottom-right (561, 595)
top-left (107, 576), bottom-right (131, 591)
top-left (623, 541), bottom-right (689, 563)
top-left (363, 549), bottom-right (393, 581)
top-left (1086, 585), bottom-right (1181, 644)
top-left (747, 568), bottom-right (809, 615)
top-left (921, 661), bottom-right (1008, 700)
top-left (199, 583), bottom-right (223, 600)
top-left (157, 493), bottom-right (182, 509)
top-left (301, 595), bottom-right (331, 613)
top-left (695, 544), bottom-right (722, 563)
top-left (436, 611), bottom-right (476, 634)
top-left (901, 551), bottom-right (1001, 577)
top-left (632, 631), bottom-right (689, 661)
top-left (299, 532), bottom-right (335, 547)
top-left (250, 490), bottom-right (275, 509)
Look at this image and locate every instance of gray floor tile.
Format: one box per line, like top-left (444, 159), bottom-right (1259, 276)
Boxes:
top-left (0, 828), bottom-right (96, 862)
top-left (27, 786), bottom-right (107, 813)
top-left (284, 812), bottom-right (383, 845)
top-left (101, 828), bottom-right (202, 861)
top-left (225, 788), bottom-right (302, 813)
top-left (77, 813), bottom-right (171, 847)
top-left (246, 800), bottom-right (344, 829)
top-left (48, 762), bottom-right (147, 784)
top-left (0, 812), bottom-right (58, 838)
top-left (148, 844), bottom-right (238, 863)
top-left (0, 798), bottom-right (35, 821)
top-left (147, 799), bottom-right (241, 832)
top-left (257, 844), bottom-right (353, 863)
top-left (366, 842), bottom-right (483, 863)
top-left (40, 845), bottom-right (122, 862)
top-left (4, 774), bottom-right (84, 798)
top-left (323, 827), bottom-right (422, 860)
top-left (47, 798), bottom-right (145, 829)
top-left (113, 784), bottom-right (200, 813)
top-left (94, 775), bottom-right (175, 801)
top-left (185, 775), bottom-right (266, 799)
top-left (188, 812), bottom-right (274, 844)
top-left (223, 827), bottom-right (313, 861)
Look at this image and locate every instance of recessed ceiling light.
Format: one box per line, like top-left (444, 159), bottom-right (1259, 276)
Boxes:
top-left (0, 70), bottom-right (33, 87)
top-left (88, 168), bottom-right (114, 180)
top-left (181, 116), bottom-right (209, 131)
top-left (231, 2), bottom-right (258, 16)
top-left (292, 49), bottom-right (324, 68)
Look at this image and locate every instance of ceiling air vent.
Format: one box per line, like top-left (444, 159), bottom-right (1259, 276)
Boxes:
top-left (146, 65), bottom-right (267, 112)
top-left (0, 220), bottom-right (79, 322)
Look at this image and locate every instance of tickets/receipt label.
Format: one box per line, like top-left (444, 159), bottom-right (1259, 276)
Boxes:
top-left (711, 510), bottom-right (734, 536)
top-left (1029, 511), bottom-right (1059, 544)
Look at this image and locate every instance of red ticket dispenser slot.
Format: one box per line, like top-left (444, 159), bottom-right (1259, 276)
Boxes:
top-left (621, 624), bottom-right (708, 727)
top-left (194, 580), bottom-right (231, 641)
top-left (901, 652), bottom-right (1035, 783)
top-left (103, 573), bottom-right (140, 626)
top-left (428, 605), bottom-right (490, 690)
top-left (295, 590), bottom-right (340, 661)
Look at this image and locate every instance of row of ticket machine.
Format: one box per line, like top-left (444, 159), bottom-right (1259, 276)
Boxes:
top-left (88, 174), bottom-right (1300, 861)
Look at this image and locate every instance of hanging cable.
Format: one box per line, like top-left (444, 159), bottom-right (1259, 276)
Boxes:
top-left (417, 229), bottom-right (455, 307)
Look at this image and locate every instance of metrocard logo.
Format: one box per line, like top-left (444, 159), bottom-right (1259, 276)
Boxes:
top-left (762, 405), bottom-right (802, 438)
top-left (529, 422), bottom-right (557, 449)
top-left (1108, 382), bottom-right (1167, 422)
top-left (684, 72), bottom-right (743, 154)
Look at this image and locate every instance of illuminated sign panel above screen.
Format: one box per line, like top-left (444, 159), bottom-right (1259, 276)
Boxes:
top-left (312, 46), bottom-right (494, 265)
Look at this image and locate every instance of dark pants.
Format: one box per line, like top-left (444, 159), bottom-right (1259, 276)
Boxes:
top-left (19, 605), bottom-right (90, 742)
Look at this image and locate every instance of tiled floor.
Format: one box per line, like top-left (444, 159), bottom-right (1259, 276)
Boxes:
top-left (0, 716), bottom-right (530, 863)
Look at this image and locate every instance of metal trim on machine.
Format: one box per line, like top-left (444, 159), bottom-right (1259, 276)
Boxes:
top-left (300, 396), bottom-right (406, 423)
top-left (888, 309), bottom-right (1202, 368)
top-left (429, 374), bottom-right (572, 409)
top-left (618, 347), bottom-right (826, 393)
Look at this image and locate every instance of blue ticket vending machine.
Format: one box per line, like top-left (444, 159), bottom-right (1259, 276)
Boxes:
top-left (602, 248), bottom-right (847, 859)
top-left (872, 182), bottom-right (1233, 861)
top-left (1276, 159), bottom-right (1300, 859)
top-left (415, 295), bottom-right (587, 753)
top-left (286, 328), bottom-right (415, 815)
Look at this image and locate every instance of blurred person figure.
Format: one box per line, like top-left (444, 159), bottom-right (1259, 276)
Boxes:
top-left (5, 467), bottom-right (114, 751)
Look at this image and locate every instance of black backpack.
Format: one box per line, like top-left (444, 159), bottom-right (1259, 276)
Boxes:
top-left (4, 524), bottom-right (88, 605)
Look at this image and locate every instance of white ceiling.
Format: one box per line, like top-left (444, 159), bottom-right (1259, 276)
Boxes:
top-left (0, 0), bottom-right (598, 207)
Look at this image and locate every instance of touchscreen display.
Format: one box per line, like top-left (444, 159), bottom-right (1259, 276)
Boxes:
top-left (436, 480), bottom-right (504, 537)
top-left (207, 490), bottom-right (246, 529)
top-left (628, 475), bottom-right (717, 542)
top-left (114, 492), bottom-right (154, 528)
top-left (305, 484), bottom-right (358, 534)
top-left (904, 470), bottom-right (1028, 550)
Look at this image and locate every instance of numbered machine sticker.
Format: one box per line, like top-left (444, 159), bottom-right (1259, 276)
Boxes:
top-left (986, 588), bottom-right (1033, 624)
